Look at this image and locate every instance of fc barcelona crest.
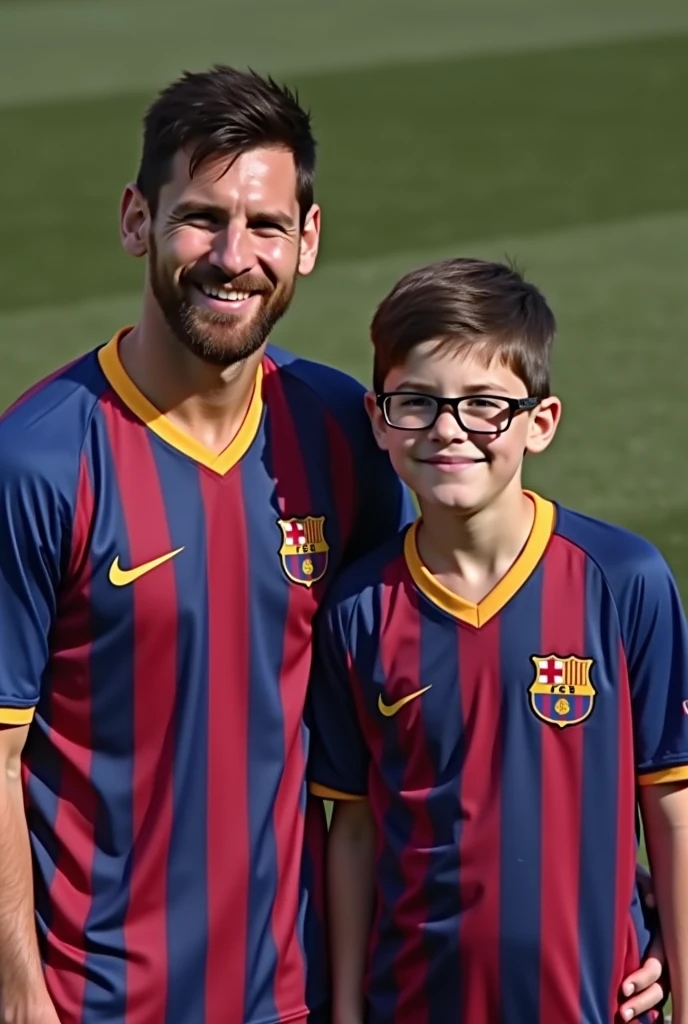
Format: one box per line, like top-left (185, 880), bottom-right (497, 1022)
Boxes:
top-left (277, 516), bottom-right (329, 588)
top-left (529, 654), bottom-right (596, 728)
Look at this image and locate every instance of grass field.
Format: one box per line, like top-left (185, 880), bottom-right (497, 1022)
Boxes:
top-left (1, 0), bottom-right (687, 588)
top-left (0, 1), bottom-right (685, 1014)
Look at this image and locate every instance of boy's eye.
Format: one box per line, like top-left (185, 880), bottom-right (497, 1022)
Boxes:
top-left (399, 395), bottom-right (434, 409)
top-left (464, 397), bottom-right (503, 409)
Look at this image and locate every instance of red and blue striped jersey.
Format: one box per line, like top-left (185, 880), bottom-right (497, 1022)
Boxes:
top-left (308, 491), bottom-right (688, 1024)
top-left (0, 329), bottom-right (413, 1024)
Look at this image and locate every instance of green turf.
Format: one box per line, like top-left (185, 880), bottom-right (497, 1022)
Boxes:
top-left (0, 10), bottom-right (686, 1013)
top-left (3, 0), bottom-right (688, 107)
top-left (2, 34), bottom-right (687, 315)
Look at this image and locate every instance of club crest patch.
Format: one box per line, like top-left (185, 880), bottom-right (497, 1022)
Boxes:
top-left (529, 654), bottom-right (596, 728)
top-left (277, 516), bottom-right (329, 588)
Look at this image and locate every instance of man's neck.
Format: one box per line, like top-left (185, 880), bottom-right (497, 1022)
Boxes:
top-left (416, 484), bottom-right (535, 605)
top-left (118, 314), bottom-right (265, 457)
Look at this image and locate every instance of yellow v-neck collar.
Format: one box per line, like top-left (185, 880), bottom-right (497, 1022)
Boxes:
top-left (98, 329), bottom-right (264, 476)
top-left (404, 491), bottom-right (556, 628)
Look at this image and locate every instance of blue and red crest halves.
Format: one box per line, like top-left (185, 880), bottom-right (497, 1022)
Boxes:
top-left (278, 516), bottom-right (329, 587)
top-left (529, 654), bottom-right (596, 727)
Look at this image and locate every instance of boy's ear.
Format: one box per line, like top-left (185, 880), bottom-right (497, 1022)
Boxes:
top-left (364, 391), bottom-right (390, 451)
top-left (525, 395), bottom-right (562, 455)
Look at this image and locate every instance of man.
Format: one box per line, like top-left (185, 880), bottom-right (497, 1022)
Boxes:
top-left (0, 67), bottom-right (666, 1024)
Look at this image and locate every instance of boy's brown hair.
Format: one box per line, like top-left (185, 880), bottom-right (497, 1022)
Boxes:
top-left (370, 258), bottom-right (556, 397)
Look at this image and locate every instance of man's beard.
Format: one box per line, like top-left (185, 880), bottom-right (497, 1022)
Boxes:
top-left (148, 237), bottom-right (297, 368)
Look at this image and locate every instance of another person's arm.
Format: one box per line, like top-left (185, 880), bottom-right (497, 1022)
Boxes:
top-left (640, 783), bottom-right (688, 1024)
top-left (625, 547), bottom-right (688, 1024)
top-left (618, 867), bottom-right (666, 1021)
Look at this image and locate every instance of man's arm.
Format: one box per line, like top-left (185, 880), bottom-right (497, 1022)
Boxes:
top-left (640, 783), bottom-right (688, 1024)
top-left (0, 447), bottom-right (65, 1023)
top-left (327, 800), bottom-right (376, 1024)
top-left (0, 726), bottom-right (59, 1024)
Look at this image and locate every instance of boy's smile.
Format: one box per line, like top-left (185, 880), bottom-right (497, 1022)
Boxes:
top-left (366, 339), bottom-right (561, 516)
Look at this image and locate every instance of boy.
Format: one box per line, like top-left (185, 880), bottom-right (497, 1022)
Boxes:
top-left (308, 258), bottom-right (688, 1024)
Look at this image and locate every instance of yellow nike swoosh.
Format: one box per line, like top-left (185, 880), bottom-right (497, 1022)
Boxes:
top-left (108, 547), bottom-right (184, 586)
top-left (378, 685), bottom-right (432, 717)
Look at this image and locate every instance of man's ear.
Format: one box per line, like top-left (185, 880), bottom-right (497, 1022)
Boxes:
top-left (120, 183), bottom-right (151, 258)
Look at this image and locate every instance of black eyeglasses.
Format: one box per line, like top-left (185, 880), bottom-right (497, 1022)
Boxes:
top-left (376, 392), bottom-right (540, 434)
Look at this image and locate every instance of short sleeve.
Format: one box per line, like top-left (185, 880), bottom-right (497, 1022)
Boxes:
top-left (307, 602), bottom-right (369, 800)
top-left (624, 552), bottom-right (688, 785)
top-left (0, 457), bottom-right (64, 723)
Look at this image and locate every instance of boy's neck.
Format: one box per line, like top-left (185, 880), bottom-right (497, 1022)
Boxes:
top-left (416, 483), bottom-right (535, 605)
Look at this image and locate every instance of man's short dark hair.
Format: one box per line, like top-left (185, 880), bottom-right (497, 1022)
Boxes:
top-left (371, 257), bottom-right (556, 398)
top-left (136, 65), bottom-right (316, 226)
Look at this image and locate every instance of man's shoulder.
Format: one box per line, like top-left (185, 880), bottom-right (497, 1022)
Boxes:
top-left (0, 348), bottom-right (106, 482)
top-left (265, 345), bottom-right (369, 426)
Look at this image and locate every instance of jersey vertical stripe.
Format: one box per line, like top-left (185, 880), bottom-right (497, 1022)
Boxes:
top-left (379, 568), bottom-right (430, 1024)
top-left (242, 424), bottom-right (282, 1024)
top-left (497, 565), bottom-right (545, 1020)
top-left (457, 617), bottom-right (502, 1023)
top-left (201, 468), bottom-right (251, 1021)
top-left (102, 393), bottom-right (178, 1022)
top-left (151, 447), bottom-right (210, 1024)
top-left (82, 398), bottom-right (134, 1019)
top-left (579, 554), bottom-right (622, 1020)
top-left (362, 562), bottom-right (406, 1021)
top-left (262, 365), bottom-right (313, 1018)
top-left (42, 453), bottom-right (96, 1018)
top-left (538, 537), bottom-right (586, 1022)
top-left (421, 606), bottom-right (461, 1024)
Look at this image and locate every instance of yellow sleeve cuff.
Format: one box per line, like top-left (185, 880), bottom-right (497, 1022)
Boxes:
top-left (0, 706), bottom-right (35, 726)
top-left (638, 764), bottom-right (688, 786)
top-left (309, 782), bottom-right (366, 801)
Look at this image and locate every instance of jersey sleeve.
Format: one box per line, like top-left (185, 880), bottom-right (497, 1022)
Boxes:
top-left (307, 601), bottom-right (369, 801)
top-left (0, 455), bottom-right (64, 723)
top-left (622, 550), bottom-right (688, 785)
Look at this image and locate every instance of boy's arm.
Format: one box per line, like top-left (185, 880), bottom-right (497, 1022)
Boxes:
top-left (640, 783), bottom-right (688, 1023)
top-left (327, 800), bottom-right (376, 1024)
top-left (307, 598), bottom-right (373, 1022)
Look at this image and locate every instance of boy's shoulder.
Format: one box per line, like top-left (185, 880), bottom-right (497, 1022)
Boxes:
top-left (555, 503), bottom-right (669, 584)
top-left (323, 528), bottom-right (409, 624)
top-left (554, 503), bottom-right (681, 650)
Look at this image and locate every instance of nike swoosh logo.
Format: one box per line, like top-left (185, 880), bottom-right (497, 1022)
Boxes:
top-left (108, 547), bottom-right (184, 586)
top-left (378, 685), bottom-right (432, 717)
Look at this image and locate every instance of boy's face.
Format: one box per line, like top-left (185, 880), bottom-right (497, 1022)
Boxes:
top-left (365, 340), bottom-right (561, 515)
